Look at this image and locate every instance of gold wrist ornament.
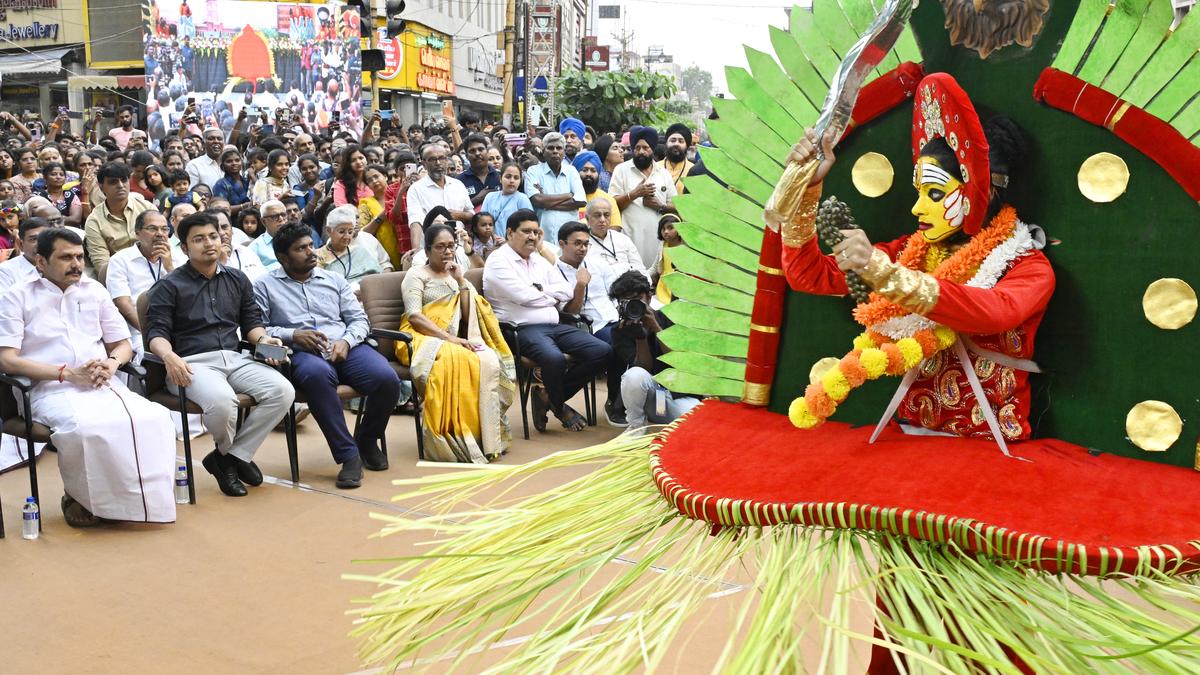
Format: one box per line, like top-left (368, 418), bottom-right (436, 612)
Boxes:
top-left (780, 183), bottom-right (824, 248)
top-left (857, 249), bottom-right (941, 315)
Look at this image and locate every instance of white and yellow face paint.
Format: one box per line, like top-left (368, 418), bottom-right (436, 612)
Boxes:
top-left (911, 157), bottom-right (965, 243)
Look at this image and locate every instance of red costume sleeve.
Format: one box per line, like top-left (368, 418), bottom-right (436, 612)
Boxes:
top-left (782, 236), bottom-right (910, 296)
top-left (926, 251), bottom-right (1055, 335)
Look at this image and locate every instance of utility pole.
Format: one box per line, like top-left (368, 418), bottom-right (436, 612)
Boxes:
top-left (502, 0), bottom-right (517, 127)
top-left (611, 23), bottom-right (634, 72)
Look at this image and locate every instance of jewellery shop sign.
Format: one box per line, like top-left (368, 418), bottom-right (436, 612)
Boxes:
top-left (0, 0), bottom-right (83, 45)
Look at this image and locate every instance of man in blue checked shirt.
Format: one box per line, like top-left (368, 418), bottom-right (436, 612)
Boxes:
top-left (253, 223), bottom-right (409, 489)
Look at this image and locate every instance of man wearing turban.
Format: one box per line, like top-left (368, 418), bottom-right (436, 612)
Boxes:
top-left (659, 123), bottom-right (694, 194)
top-left (609, 126), bottom-right (678, 269)
top-left (558, 117), bottom-right (586, 162)
top-left (572, 150), bottom-right (622, 231)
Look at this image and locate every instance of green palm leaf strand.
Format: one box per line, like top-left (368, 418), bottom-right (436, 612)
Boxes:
top-left (1056, 0), bottom-right (1200, 147)
top-left (660, 0), bottom-right (926, 399)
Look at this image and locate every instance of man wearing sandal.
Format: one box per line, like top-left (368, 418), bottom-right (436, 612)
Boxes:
top-left (483, 209), bottom-right (611, 432)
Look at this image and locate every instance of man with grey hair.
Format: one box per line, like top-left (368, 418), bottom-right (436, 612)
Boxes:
top-left (524, 131), bottom-right (586, 244)
top-left (247, 199), bottom-right (288, 270)
top-left (106, 209), bottom-right (184, 363)
top-left (583, 196), bottom-right (647, 279)
top-left (185, 127), bottom-right (227, 189)
top-left (405, 143), bottom-right (474, 248)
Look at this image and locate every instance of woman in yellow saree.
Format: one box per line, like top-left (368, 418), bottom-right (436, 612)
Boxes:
top-left (397, 224), bottom-right (515, 462)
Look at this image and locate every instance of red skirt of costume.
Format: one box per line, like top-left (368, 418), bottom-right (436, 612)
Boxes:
top-left (782, 233), bottom-right (1055, 440)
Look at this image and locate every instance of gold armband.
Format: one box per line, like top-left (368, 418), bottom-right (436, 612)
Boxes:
top-left (780, 183), bottom-right (824, 248)
top-left (857, 249), bottom-right (940, 315)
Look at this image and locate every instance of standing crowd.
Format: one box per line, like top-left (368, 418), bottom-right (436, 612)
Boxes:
top-left (0, 103), bottom-right (702, 530)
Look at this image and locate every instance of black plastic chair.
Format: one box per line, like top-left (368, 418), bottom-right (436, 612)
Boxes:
top-left (498, 320), bottom-right (597, 440)
top-left (0, 362), bottom-right (146, 535)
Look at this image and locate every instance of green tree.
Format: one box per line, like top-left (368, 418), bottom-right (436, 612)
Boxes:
top-left (680, 65), bottom-right (713, 107)
top-left (554, 68), bottom-right (678, 134)
top-left (663, 99), bottom-right (693, 115)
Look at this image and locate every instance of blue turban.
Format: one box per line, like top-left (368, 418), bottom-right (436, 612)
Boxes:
top-left (572, 150), bottom-right (602, 173)
top-left (629, 125), bottom-right (659, 150)
top-left (558, 117), bottom-right (585, 140)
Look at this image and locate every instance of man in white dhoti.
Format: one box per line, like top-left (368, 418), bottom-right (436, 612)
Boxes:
top-left (0, 228), bottom-right (176, 526)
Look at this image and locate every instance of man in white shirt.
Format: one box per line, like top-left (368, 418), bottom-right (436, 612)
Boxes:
top-left (524, 132), bottom-right (586, 244)
top-left (406, 143), bottom-right (474, 249)
top-left (483, 209), bottom-right (611, 432)
top-left (0, 228), bottom-right (176, 527)
top-left (583, 197), bottom-right (647, 279)
top-left (609, 126), bottom-right (678, 269)
top-left (0, 216), bottom-right (52, 294)
top-left (555, 221), bottom-right (628, 426)
top-left (185, 127), bottom-right (226, 189)
top-left (106, 210), bottom-right (185, 362)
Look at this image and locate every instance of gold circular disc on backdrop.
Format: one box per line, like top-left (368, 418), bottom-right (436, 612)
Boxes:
top-left (1125, 401), bottom-right (1183, 452)
top-left (851, 152), bottom-right (894, 198)
top-left (1077, 152), bottom-right (1130, 202)
top-left (1142, 278), bottom-right (1197, 330)
top-left (809, 357), bottom-right (843, 385)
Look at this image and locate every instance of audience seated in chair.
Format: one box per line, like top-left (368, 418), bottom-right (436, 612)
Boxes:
top-left (399, 222), bottom-right (515, 462)
top-left (0, 216), bottom-right (52, 295)
top-left (483, 209), bottom-right (610, 432)
top-left (105, 210), bottom-right (183, 363)
top-left (0, 228), bottom-right (176, 527)
top-left (555, 221), bottom-right (628, 426)
top-left (145, 211), bottom-right (295, 498)
top-left (317, 205), bottom-right (384, 294)
top-left (254, 223), bottom-right (406, 488)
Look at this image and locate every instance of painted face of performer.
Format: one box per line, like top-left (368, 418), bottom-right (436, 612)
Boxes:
top-left (911, 157), bottom-right (966, 244)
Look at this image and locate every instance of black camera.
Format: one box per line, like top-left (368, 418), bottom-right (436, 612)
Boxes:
top-left (617, 297), bottom-right (646, 325)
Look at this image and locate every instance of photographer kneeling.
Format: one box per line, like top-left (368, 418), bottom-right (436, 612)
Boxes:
top-left (607, 271), bottom-right (701, 430)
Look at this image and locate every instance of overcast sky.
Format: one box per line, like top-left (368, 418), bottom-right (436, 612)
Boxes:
top-left (592, 0), bottom-right (806, 94)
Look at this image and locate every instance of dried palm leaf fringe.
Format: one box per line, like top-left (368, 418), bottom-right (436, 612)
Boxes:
top-left (346, 434), bottom-right (1200, 673)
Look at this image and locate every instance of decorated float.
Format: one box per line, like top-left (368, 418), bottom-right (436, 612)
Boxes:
top-left (350, 0), bottom-right (1200, 671)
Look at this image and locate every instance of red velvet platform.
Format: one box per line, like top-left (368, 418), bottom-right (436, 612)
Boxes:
top-left (651, 401), bottom-right (1200, 576)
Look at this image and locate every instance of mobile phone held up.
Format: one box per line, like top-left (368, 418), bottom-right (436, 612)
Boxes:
top-left (254, 341), bottom-right (288, 363)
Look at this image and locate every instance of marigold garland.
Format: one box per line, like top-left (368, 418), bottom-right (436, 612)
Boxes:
top-left (790, 207), bottom-right (1023, 431)
top-left (851, 207), bottom-right (1019, 328)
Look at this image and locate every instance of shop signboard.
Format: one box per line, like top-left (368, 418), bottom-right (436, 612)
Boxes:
top-left (373, 22), bottom-right (454, 96)
top-left (0, 0), bottom-right (84, 49)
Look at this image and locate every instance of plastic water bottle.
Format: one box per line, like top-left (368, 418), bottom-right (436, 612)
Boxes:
top-left (21, 497), bottom-right (39, 539)
top-left (175, 466), bottom-right (190, 504)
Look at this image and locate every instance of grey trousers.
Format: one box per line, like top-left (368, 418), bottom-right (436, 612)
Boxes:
top-left (167, 350), bottom-right (295, 462)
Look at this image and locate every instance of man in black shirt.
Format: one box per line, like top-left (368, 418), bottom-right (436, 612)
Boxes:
top-left (146, 212), bottom-right (296, 497)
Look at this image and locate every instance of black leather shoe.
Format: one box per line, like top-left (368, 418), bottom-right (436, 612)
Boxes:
top-left (336, 455), bottom-right (364, 489)
top-left (228, 455), bottom-right (263, 486)
top-left (359, 442), bottom-right (388, 471)
top-left (203, 450), bottom-right (247, 497)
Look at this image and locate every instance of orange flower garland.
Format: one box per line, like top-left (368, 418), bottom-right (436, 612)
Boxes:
top-left (790, 207), bottom-right (1020, 430)
top-left (851, 207), bottom-right (1019, 328)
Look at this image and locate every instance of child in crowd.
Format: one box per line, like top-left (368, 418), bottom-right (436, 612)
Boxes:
top-left (469, 212), bottom-right (504, 261)
top-left (236, 209), bottom-right (262, 237)
top-left (653, 213), bottom-right (683, 309)
top-left (480, 162), bottom-right (532, 238)
top-left (143, 165), bottom-right (171, 204)
top-left (0, 200), bottom-right (19, 252)
top-left (158, 169), bottom-right (203, 211)
top-left (0, 179), bottom-right (14, 201)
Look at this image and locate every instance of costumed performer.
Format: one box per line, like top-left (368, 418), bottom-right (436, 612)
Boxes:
top-left (782, 73), bottom-right (1054, 441)
top-left (0, 228), bottom-right (176, 526)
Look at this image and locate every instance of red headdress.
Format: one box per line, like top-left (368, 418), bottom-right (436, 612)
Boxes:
top-left (911, 73), bottom-right (989, 235)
